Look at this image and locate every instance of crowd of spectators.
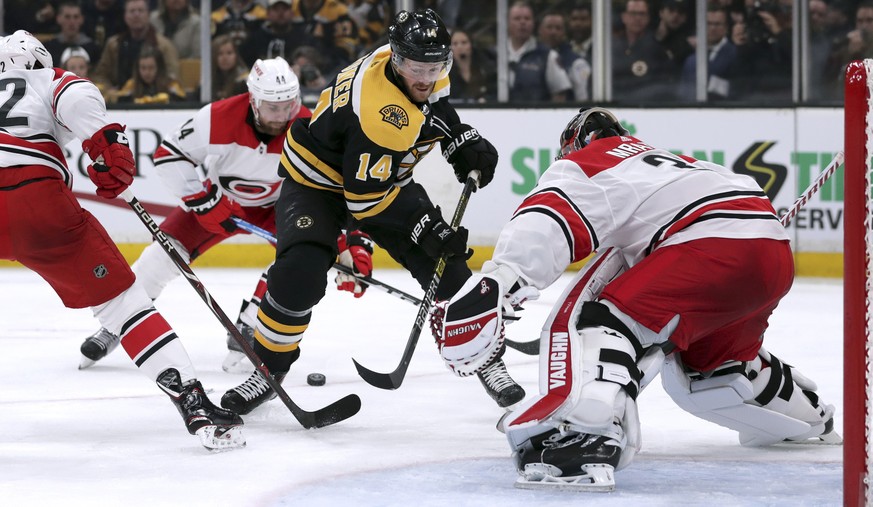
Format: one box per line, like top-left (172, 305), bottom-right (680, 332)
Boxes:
top-left (4, 0), bottom-right (872, 106)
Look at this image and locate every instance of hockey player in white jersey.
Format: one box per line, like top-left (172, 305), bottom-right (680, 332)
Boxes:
top-left (78, 56), bottom-right (374, 373)
top-left (0, 31), bottom-right (244, 451)
top-left (433, 107), bottom-right (839, 490)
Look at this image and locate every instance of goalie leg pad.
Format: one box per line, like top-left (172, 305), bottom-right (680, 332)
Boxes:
top-left (661, 348), bottom-right (838, 446)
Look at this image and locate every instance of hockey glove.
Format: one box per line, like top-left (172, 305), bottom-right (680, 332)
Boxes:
top-left (82, 123), bottom-right (136, 199)
top-left (441, 123), bottom-right (498, 188)
top-left (408, 206), bottom-right (469, 260)
top-left (437, 273), bottom-right (509, 376)
top-left (182, 180), bottom-right (242, 235)
top-left (335, 230), bottom-right (374, 298)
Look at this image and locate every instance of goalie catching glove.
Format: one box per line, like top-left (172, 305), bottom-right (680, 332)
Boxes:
top-left (82, 123), bottom-right (136, 199)
top-left (182, 180), bottom-right (242, 235)
top-left (433, 262), bottom-right (537, 376)
top-left (335, 230), bottom-right (374, 297)
top-left (441, 123), bottom-right (498, 188)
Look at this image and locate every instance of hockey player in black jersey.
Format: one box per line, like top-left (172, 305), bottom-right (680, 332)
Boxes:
top-left (222, 8), bottom-right (522, 414)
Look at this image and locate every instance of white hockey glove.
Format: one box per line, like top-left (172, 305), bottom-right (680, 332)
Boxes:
top-left (335, 230), bottom-right (374, 298)
top-left (435, 262), bottom-right (520, 376)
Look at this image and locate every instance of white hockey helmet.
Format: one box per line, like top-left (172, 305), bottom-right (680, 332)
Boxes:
top-left (246, 57), bottom-right (301, 130)
top-left (0, 30), bottom-right (53, 72)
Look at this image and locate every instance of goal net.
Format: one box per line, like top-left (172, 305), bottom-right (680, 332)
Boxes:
top-left (843, 59), bottom-right (873, 507)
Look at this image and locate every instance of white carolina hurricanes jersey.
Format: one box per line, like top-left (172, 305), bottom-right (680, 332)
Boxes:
top-left (152, 93), bottom-right (310, 208)
top-left (493, 135), bottom-right (789, 289)
top-left (0, 68), bottom-right (108, 186)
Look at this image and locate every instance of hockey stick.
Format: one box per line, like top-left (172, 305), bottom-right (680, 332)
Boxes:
top-left (231, 216), bottom-right (535, 355)
top-left (507, 150), bottom-right (848, 357)
top-left (352, 171), bottom-right (481, 389)
top-left (780, 150), bottom-right (844, 227)
top-left (230, 217), bottom-right (422, 305)
top-left (120, 189), bottom-right (361, 428)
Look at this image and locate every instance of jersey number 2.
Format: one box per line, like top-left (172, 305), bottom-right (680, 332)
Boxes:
top-left (0, 78), bottom-right (28, 128)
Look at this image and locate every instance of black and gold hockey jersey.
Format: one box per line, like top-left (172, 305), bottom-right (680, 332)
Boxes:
top-left (279, 44), bottom-right (461, 230)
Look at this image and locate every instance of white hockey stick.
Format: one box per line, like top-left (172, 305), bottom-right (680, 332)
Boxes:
top-left (780, 151), bottom-right (844, 227)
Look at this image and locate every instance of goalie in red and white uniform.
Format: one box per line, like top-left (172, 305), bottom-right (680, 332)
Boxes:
top-left (0, 31), bottom-right (244, 450)
top-left (433, 107), bottom-right (840, 491)
top-left (78, 57), bottom-right (375, 373)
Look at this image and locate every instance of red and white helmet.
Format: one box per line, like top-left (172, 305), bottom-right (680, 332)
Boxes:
top-left (557, 107), bottom-right (628, 160)
top-left (246, 57), bottom-right (301, 122)
top-left (0, 30), bottom-right (53, 72)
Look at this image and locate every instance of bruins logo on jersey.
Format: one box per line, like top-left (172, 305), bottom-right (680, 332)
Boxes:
top-left (380, 105), bottom-right (409, 130)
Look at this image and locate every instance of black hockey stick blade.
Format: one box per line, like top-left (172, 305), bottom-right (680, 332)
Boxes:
top-left (121, 189), bottom-right (361, 429)
top-left (506, 338), bottom-right (541, 355)
top-left (352, 357), bottom-right (406, 390)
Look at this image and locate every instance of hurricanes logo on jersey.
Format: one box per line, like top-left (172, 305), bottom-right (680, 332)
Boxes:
top-left (380, 105), bottom-right (409, 130)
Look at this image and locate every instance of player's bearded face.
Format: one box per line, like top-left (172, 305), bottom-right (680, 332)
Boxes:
top-left (254, 98), bottom-right (301, 135)
top-left (399, 74), bottom-right (436, 102)
top-left (392, 56), bottom-right (450, 103)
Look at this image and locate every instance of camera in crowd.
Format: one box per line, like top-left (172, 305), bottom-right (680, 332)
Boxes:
top-left (746, 0), bottom-right (788, 44)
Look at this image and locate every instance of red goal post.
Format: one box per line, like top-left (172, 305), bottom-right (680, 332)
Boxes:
top-left (844, 59), bottom-right (872, 507)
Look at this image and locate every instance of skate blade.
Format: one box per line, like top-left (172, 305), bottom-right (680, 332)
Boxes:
top-left (515, 463), bottom-right (615, 492)
top-left (196, 425), bottom-right (246, 452)
top-left (78, 355), bottom-right (97, 370)
top-left (221, 351), bottom-right (254, 374)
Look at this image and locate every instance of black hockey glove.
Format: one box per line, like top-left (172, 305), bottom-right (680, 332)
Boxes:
top-left (441, 123), bottom-right (498, 188)
top-left (409, 206), bottom-right (469, 260)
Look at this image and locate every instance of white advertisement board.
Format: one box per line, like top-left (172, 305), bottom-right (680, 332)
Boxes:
top-left (72, 107), bottom-right (846, 253)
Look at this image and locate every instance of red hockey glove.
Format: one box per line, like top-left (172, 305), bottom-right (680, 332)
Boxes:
top-left (335, 230), bottom-right (374, 298)
top-left (82, 123), bottom-right (136, 199)
top-left (181, 180), bottom-right (241, 234)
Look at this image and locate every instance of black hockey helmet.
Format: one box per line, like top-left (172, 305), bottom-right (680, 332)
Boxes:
top-left (388, 9), bottom-right (453, 82)
top-left (557, 107), bottom-right (629, 160)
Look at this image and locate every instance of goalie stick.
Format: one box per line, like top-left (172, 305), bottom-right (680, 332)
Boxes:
top-left (352, 171), bottom-right (481, 389)
top-left (231, 217), bottom-right (535, 354)
top-left (500, 150), bottom-right (846, 357)
top-left (120, 189), bottom-right (361, 429)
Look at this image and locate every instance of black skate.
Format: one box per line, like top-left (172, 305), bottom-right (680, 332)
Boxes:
top-left (477, 358), bottom-right (526, 408)
top-left (515, 429), bottom-right (622, 491)
top-left (157, 368), bottom-right (245, 451)
top-left (79, 327), bottom-right (120, 369)
top-left (221, 370), bottom-right (288, 415)
top-left (222, 319), bottom-right (256, 374)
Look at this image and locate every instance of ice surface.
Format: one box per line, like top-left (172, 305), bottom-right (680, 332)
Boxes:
top-left (0, 268), bottom-right (843, 506)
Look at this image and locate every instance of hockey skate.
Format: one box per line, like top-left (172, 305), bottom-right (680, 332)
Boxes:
top-left (514, 429), bottom-right (623, 492)
top-left (79, 327), bottom-right (120, 369)
top-left (478, 359), bottom-right (526, 408)
top-left (157, 368), bottom-right (245, 451)
top-left (221, 320), bottom-right (256, 374)
top-left (221, 369), bottom-right (287, 415)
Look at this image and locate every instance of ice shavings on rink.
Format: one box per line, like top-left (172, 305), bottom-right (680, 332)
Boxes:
top-left (0, 269), bottom-right (844, 506)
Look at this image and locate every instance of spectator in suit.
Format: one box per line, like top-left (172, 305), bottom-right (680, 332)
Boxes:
top-left (567, 2), bottom-right (592, 60)
top-left (612, 0), bottom-right (673, 102)
top-left (677, 6), bottom-right (737, 101)
top-left (150, 0), bottom-right (200, 59)
top-left (505, 1), bottom-right (571, 103)
top-left (44, 0), bottom-right (102, 65)
top-left (654, 0), bottom-right (694, 82)
top-left (537, 10), bottom-right (591, 102)
top-left (92, 0), bottom-right (180, 101)
top-left (448, 28), bottom-right (496, 103)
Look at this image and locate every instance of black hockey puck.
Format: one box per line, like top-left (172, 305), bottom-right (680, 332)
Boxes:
top-left (307, 373), bottom-right (326, 386)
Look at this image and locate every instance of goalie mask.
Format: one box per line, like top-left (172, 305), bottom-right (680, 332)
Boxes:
top-left (557, 107), bottom-right (628, 160)
top-left (0, 30), bottom-right (53, 72)
top-left (388, 9), bottom-right (453, 83)
top-left (246, 57), bottom-right (301, 135)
